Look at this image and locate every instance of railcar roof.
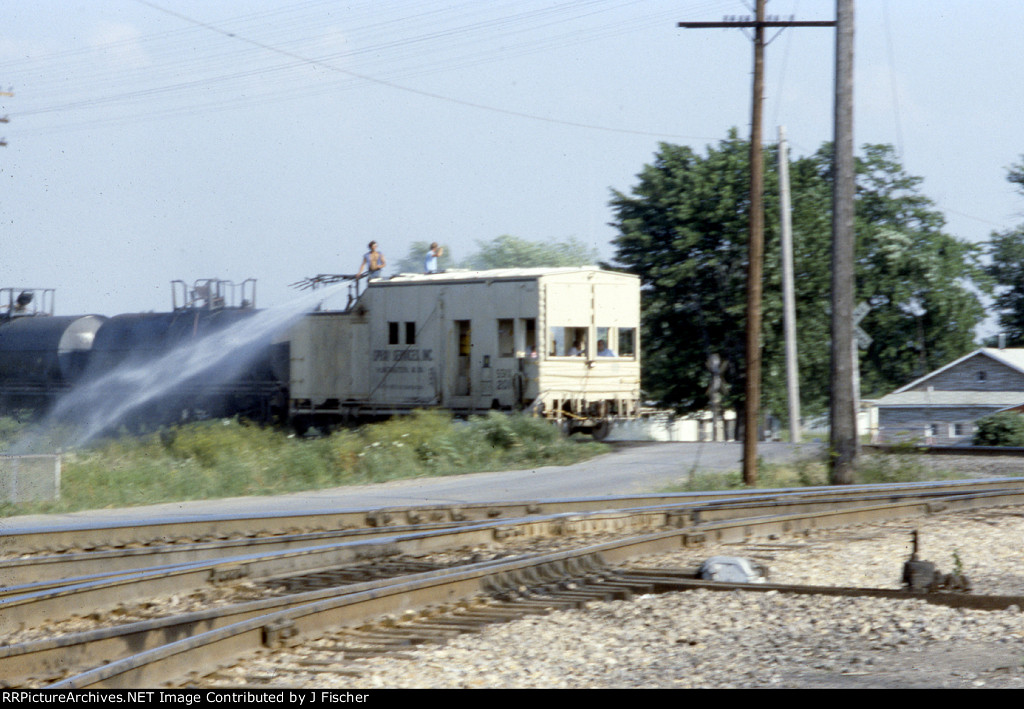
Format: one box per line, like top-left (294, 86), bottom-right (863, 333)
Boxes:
top-left (376, 266), bottom-right (633, 285)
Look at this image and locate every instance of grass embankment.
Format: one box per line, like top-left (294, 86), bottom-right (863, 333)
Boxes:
top-left (666, 446), bottom-right (967, 493)
top-left (0, 410), bottom-right (607, 517)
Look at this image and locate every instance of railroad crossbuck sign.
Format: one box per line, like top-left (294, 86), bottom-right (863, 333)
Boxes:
top-left (853, 301), bottom-right (872, 350)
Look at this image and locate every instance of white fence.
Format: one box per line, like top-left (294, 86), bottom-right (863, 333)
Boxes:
top-left (0, 454), bottom-right (61, 503)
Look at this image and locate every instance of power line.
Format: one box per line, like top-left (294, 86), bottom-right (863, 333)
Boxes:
top-left (881, 0), bottom-right (905, 158)
top-left (8, 1), bottom-right (718, 141)
top-left (113, 0), bottom-right (702, 140)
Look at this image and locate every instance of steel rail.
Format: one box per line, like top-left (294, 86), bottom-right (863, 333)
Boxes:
top-left (5, 481), bottom-right (1023, 591)
top-left (4, 477), bottom-right (1021, 556)
top-left (5, 481), bottom-right (1023, 635)
top-left (618, 573), bottom-right (1024, 612)
top-left (1, 556), bottom-right (535, 687)
top-left (0, 506), bottom-right (676, 633)
top-left (39, 489), bottom-right (1024, 688)
top-left (0, 485), bottom-right (993, 685)
top-left (0, 518), bottom-right (491, 589)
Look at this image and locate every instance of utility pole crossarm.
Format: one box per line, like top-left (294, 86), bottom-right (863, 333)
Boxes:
top-left (678, 21), bottom-right (835, 28)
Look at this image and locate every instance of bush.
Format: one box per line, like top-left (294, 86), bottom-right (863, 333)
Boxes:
top-left (973, 412), bottom-right (1024, 446)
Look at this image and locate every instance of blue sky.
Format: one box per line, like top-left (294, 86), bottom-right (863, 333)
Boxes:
top-left (2, 1), bottom-right (1022, 324)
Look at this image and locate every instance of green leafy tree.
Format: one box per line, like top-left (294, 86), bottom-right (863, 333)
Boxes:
top-left (985, 157), bottom-right (1024, 344)
top-left (460, 234), bottom-right (598, 270)
top-left (609, 132), bottom-right (763, 412)
top-left (395, 241), bottom-right (454, 274)
top-left (609, 134), bottom-right (986, 420)
top-left (850, 145), bottom-right (987, 393)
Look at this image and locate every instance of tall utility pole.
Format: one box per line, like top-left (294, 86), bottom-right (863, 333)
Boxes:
top-left (777, 126), bottom-right (801, 444)
top-left (679, 5), bottom-right (834, 486)
top-left (830, 0), bottom-right (857, 484)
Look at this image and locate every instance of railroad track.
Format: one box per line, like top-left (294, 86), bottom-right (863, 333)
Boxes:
top-left (5, 477), bottom-right (1019, 556)
top-left (2, 479), bottom-right (1023, 688)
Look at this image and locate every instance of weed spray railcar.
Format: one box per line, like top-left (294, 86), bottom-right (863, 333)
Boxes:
top-left (0, 268), bottom-right (641, 438)
top-left (287, 267), bottom-right (641, 438)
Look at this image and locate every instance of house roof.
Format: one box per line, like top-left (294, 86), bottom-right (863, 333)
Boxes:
top-left (875, 390), bottom-right (1024, 407)
top-left (888, 348), bottom-right (1024, 395)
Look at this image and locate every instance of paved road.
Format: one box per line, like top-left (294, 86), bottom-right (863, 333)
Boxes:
top-left (0, 441), bottom-right (822, 534)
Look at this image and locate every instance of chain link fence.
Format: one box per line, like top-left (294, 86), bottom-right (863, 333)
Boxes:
top-left (0, 454), bottom-right (61, 503)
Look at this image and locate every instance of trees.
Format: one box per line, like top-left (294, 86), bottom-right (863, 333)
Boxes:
top-left (986, 157), bottom-right (1024, 344)
top-left (395, 241), bottom-right (454, 274)
top-left (609, 134), bottom-right (986, 421)
top-left (393, 235), bottom-right (597, 274)
top-left (850, 145), bottom-right (986, 395)
top-left (460, 234), bottom-right (598, 270)
top-left (609, 133), bottom-right (759, 411)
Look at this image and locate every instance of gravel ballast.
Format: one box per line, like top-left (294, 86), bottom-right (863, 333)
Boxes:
top-left (350, 507), bottom-right (1024, 689)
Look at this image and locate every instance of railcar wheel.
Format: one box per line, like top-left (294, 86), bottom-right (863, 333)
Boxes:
top-left (292, 415), bottom-right (311, 437)
top-left (591, 420), bottom-right (612, 442)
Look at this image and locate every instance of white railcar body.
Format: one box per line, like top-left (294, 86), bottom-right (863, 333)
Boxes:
top-left (287, 267), bottom-right (640, 433)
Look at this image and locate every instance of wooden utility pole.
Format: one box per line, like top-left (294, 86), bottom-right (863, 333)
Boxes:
top-left (778, 126), bottom-right (801, 444)
top-left (679, 6), bottom-right (833, 485)
top-left (830, 0), bottom-right (857, 484)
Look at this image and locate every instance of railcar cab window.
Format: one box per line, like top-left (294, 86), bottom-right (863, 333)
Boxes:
top-left (618, 327), bottom-right (636, 357)
top-left (502, 318), bottom-right (536, 358)
top-left (498, 319), bottom-right (514, 358)
top-left (594, 327), bottom-right (616, 357)
top-left (521, 318), bottom-right (537, 357)
top-left (549, 326), bottom-right (588, 357)
top-left (388, 322), bottom-right (416, 345)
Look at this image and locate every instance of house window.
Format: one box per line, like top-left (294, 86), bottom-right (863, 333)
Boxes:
top-left (388, 322), bottom-right (400, 345)
top-left (978, 370), bottom-right (987, 382)
top-left (954, 423), bottom-right (973, 436)
top-left (405, 322), bottom-right (416, 345)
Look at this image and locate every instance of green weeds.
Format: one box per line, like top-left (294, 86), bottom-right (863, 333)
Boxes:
top-left (0, 411), bottom-right (606, 516)
top-left (661, 447), bottom-right (967, 493)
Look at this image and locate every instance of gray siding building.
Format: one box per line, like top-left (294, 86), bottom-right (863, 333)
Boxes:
top-left (874, 348), bottom-right (1024, 444)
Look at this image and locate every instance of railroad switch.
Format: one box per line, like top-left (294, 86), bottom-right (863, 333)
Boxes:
top-left (901, 530), bottom-right (972, 593)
